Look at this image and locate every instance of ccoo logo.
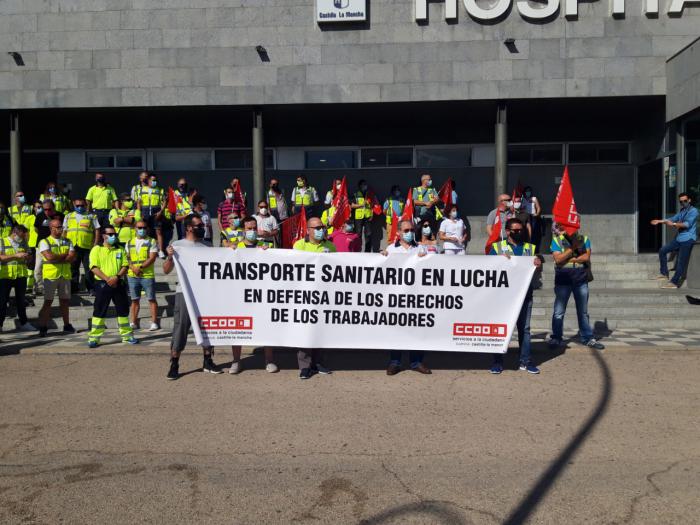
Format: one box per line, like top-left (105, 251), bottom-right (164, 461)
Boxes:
top-left (199, 316), bottom-right (253, 330)
top-left (333, 0), bottom-right (350, 8)
top-left (453, 323), bottom-right (507, 338)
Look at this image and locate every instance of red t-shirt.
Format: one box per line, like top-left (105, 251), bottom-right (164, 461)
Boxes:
top-left (329, 231), bottom-right (361, 252)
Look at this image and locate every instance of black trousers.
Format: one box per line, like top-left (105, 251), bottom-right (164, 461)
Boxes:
top-left (92, 280), bottom-right (130, 318)
top-left (354, 218), bottom-right (373, 252)
top-left (0, 277), bottom-right (28, 325)
top-left (94, 209), bottom-right (112, 230)
top-left (71, 246), bottom-right (94, 291)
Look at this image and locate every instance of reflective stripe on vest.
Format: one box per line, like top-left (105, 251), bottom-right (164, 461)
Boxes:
top-left (0, 237), bottom-right (27, 279)
top-left (140, 187), bottom-right (163, 208)
top-left (224, 228), bottom-right (243, 242)
top-left (42, 237), bottom-right (71, 280)
top-left (385, 199), bottom-right (404, 224)
top-left (354, 192), bottom-right (372, 220)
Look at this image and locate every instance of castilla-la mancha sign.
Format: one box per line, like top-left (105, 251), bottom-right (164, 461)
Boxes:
top-left (316, 0), bottom-right (367, 22)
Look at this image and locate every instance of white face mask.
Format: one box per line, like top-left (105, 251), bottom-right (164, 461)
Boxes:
top-left (226, 192), bottom-right (234, 199)
top-left (258, 207), bottom-right (269, 216)
top-left (513, 201), bottom-right (522, 210)
top-left (449, 210), bottom-right (458, 219)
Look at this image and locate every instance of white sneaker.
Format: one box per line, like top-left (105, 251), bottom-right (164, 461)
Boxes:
top-left (158, 250), bottom-right (166, 259)
top-left (266, 363), bottom-right (279, 373)
top-left (229, 362), bottom-right (241, 375)
top-left (148, 322), bottom-right (160, 331)
top-left (129, 322), bottom-right (138, 330)
top-left (18, 322), bottom-right (36, 332)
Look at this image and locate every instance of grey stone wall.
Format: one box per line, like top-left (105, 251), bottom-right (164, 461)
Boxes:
top-left (1, 0), bottom-right (699, 109)
top-left (666, 37), bottom-right (700, 121)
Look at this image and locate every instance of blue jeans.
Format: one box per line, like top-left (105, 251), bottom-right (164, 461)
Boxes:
top-left (552, 282), bottom-right (593, 342)
top-left (389, 351), bottom-right (424, 368)
top-left (659, 238), bottom-right (694, 286)
top-left (494, 293), bottom-right (532, 366)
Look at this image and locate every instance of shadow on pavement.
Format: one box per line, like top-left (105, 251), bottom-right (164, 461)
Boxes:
top-left (360, 501), bottom-right (468, 525)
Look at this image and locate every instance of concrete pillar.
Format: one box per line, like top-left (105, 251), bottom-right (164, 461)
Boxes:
top-left (252, 109), bottom-right (264, 207)
top-left (494, 103), bottom-right (507, 201)
top-left (10, 112), bottom-right (21, 196)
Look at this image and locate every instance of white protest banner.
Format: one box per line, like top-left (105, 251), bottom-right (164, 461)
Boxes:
top-left (173, 248), bottom-right (535, 354)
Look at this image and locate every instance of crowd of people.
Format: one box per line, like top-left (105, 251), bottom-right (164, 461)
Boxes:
top-left (24, 170), bottom-right (700, 381)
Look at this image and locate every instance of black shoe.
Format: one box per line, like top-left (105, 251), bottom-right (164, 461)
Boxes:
top-left (299, 368), bottom-right (313, 380)
top-left (167, 360), bottom-right (179, 380)
top-left (63, 324), bottom-right (76, 333)
top-left (203, 357), bottom-right (222, 374)
top-left (39, 327), bottom-right (48, 337)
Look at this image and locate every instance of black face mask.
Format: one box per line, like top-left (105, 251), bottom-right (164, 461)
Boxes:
top-left (510, 231), bottom-right (525, 243)
top-left (192, 226), bottom-right (205, 239)
top-left (178, 184), bottom-right (187, 191)
top-left (271, 184), bottom-right (279, 191)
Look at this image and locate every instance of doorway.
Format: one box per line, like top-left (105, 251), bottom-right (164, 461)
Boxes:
top-left (637, 159), bottom-right (663, 253)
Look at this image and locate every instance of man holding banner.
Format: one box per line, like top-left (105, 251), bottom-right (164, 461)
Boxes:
top-left (489, 218), bottom-right (541, 374)
top-left (228, 216), bottom-right (278, 374)
top-left (383, 220), bottom-right (431, 375)
top-left (293, 217), bottom-right (335, 379)
top-left (164, 214), bottom-right (222, 380)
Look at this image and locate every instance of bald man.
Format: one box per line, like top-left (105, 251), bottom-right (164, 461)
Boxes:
top-left (486, 193), bottom-right (511, 240)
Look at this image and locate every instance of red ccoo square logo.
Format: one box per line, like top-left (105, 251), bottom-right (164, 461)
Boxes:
top-left (453, 323), bottom-right (507, 338)
top-left (199, 316), bottom-right (253, 330)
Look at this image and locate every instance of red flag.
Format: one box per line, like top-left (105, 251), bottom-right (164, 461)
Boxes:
top-left (280, 208), bottom-right (307, 249)
top-left (400, 188), bottom-right (414, 223)
top-left (166, 187), bottom-right (178, 215)
top-left (552, 166), bottom-right (580, 235)
top-left (484, 209), bottom-right (503, 254)
top-left (294, 207), bottom-right (307, 244)
top-left (331, 177), bottom-right (351, 230)
top-left (438, 178), bottom-right (454, 209)
top-left (512, 180), bottom-right (524, 200)
top-left (388, 210), bottom-right (399, 244)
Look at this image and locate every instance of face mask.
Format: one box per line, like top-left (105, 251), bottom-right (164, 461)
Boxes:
top-left (504, 201), bottom-right (512, 208)
top-left (393, 191), bottom-right (401, 198)
top-left (226, 192), bottom-right (234, 200)
top-left (449, 210), bottom-right (458, 219)
top-left (245, 230), bottom-right (258, 242)
top-left (106, 234), bottom-right (117, 245)
top-left (344, 223), bottom-right (353, 232)
top-left (123, 201), bottom-right (133, 210)
top-left (232, 219), bottom-right (241, 228)
top-left (48, 187), bottom-right (56, 194)
top-left (178, 184), bottom-right (187, 191)
top-left (201, 204), bottom-right (208, 211)
top-left (35, 208), bottom-right (42, 215)
top-left (360, 185), bottom-right (368, 192)
top-left (513, 202), bottom-right (522, 210)
top-left (17, 196), bottom-right (25, 204)
top-left (313, 228), bottom-right (325, 241)
top-left (681, 200), bottom-right (690, 209)
top-left (150, 180), bottom-right (158, 188)
top-left (402, 231), bottom-right (414, 243)
top-left (510, 231), bottom-right (524, 243)
top-left (297, 181), bottom-right (304, 187)
top-left (75, 206), bottom-right (85, 214)
top-left (12, 235), bottom-right (22, 245)
top-left (136, 228), bottom-right (146, 238)
top-left (270, 184), bottom-right (279, 191)
top-left (192, 226), bottom-right (205, 239)
top-left (96, 177), bottom-right (105, 184)
top-left (422, 227), bottom-right (431, 236)
top-left (258, 207), bottom-right (269, 216)
top-left (426, 180), bottom-right (432, 187)
top-left (525, 191), bottom-right (532, 198)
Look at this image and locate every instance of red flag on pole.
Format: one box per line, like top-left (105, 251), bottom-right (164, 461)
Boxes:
top-left (438, 178), bottom-right (454, 210)
top-left (552, 166), bottom-right (580, 235)
top-left (280, 208), bottom-right (307, 248)
top-left (388, 210), bottom-right (399, 244)
top-left (330, 177), bottom-right (351, 230)
top-left (167, 187), bottom-right (178, 215)
top-left (512, 180), bottom-right (524, 200)
top-left (400, 188), bottom-right (414, 223)
top-left (294, 207), bottom-right (307, 244)
top-left (484, 209), bottom-right (503, 254)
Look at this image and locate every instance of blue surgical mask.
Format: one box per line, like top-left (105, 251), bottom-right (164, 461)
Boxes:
top-left (344, 223), bottom-right (354, 232)
top-left (136, 228), bottom-right (146, 238)
top-left (75, 206), bottom-right (86, 214)
top-left (18, 196), bottom-right (25, 204)
top-left (422, 227), bottom-right (431, 236)
top-left (150, 180), bottom-right (157, 188)
top-left (48, 187), bottom-right (56, 194)
top-left (245, 230), bottom-right (258, 242)
top-left (106, 234), bottom-right (117, 245)
top-left (313, 228), bottom-right (325, 241)
top-left (402, 231), bottom-right (414, 243)
top-left (233, 219), bottom-right (241, 228)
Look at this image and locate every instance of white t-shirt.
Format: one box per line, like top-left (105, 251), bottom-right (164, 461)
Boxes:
top-left (254, 214), bottom-right (278, 233)
top-left (386, 242), bottom-right (420, 254)
top-left (439, 218), bottom-right (466, 250)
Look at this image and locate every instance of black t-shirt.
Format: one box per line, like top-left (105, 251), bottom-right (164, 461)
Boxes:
top-left (34, 212), bottom-right (64, 241)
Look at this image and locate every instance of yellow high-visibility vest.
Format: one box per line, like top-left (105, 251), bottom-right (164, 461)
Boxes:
top-left (0, 237), bottom-right (28, 280)
top-left (294, 187), bottom-right (315, 207)
top-left (353, 191), bottom-right (372, 220)
top-left (65, 212), bottom-right (97, 249)
top-left (40, 236), bottom-right (72, 280)
top-left (492, 240), bottom-right (535, 256)
top-left (126, 237), bottom-right (156, 278)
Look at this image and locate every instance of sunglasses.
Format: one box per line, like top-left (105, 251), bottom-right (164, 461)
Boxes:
top-left (680, 199), bottom-right (690, 204)
top-left (311, 226), bottom-right (325, 231)
top-left (401, 228), bottom-right (413, 233)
